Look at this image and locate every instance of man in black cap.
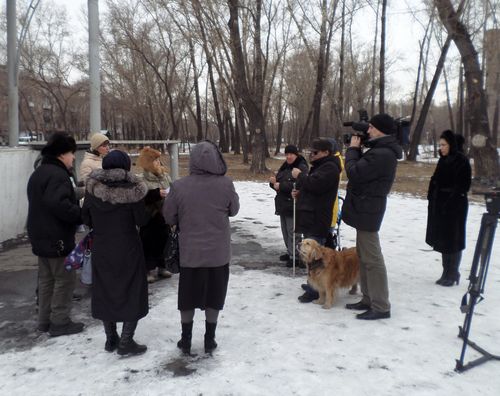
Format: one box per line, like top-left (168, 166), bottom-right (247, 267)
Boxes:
top-left (291, 139), bottom-right (341, 302)
top-left (342, 113), bottom-right (403, 320)
top-left (27, 132), bottom-right (84, 336)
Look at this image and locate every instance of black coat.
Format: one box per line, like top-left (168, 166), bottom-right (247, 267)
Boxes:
top-left (140, 188), bottom-right (169, 268)
top-left (342, 135), bottom-right (402, 232)
top-left (82, 168), bottom-right (149, 322)
top-left (270, 155), bottom-right (308, 216)
top-left (425, 152), bottom-right (471, 253)
top-left (27, 156), bottom-right (82, 257)
top-left (295, 155), bottom-right (341, 238)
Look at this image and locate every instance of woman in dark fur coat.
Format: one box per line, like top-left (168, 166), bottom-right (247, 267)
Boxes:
top-left (269, 145), bottom-right (308, 267)
top-left (82, 150), bottom-right (150, 356)
top-left (426, 130), bottom-right (471, 287)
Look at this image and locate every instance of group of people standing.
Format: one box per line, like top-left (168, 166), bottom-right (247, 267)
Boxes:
top-left (270, 114), bottom-right (471, 320)
top-left (27, 134), bottom-right (239, 356)
top-left (26, 115), bottom-right (471, 357)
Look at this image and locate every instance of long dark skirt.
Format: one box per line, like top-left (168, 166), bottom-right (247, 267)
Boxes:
top-left (178, 264), bottom-right (229, 311)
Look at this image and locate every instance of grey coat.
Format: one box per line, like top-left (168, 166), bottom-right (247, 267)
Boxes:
top-left (162, 141), bottom-right (240, 268)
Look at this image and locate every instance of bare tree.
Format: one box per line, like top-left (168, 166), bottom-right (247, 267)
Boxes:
top-left (227, 0), bottom-right (267, 172)
top-left (435, 0), bottom-right (499, 181)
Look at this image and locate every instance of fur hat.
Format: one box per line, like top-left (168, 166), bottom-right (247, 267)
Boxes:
top-left (41, 132), bottom-right (77, 157)
top-left (284, 144), bottom-right (299, 156)
top-left (440, 129), bottom-right (458, 154)
top-left (102, 150), bottom-right (131, 171)
top-left (311, 139), bottom-right (333, 153)
top-left (369, 113), bottom-right (396, 135)
top-left (137, 147), bottom-right (162, 173)
top-left (90, 133), bottom-right (110, 151)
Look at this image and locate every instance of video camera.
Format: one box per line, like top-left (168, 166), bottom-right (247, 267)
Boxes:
top-left (342, 109), bottom-right (369, 145)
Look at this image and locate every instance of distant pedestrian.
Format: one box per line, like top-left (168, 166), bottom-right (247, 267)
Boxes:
top-left (137, 147), bottom-right (173, 283)
top-left (426, 130), bottom-right (471, 287)
top-left (163, 140), bottom-right (239, 355)
top-left (269, 144), bottom-right (308, 267)
top-left (82, 150), bottom-right (149, 356)
top-left (27, 132), bottom-right (84, 337)
top-left (78, 133), bottom-right (110, 184)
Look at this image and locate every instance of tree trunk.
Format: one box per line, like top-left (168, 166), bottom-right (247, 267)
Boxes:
top-left (435, 0), bottom-right (499, 182)
top-left (408, 36), bottom-right (452, 161)
top-left (227, 0), bottom-right (267, 172)
top-left (379, 0), bottom-right (387, 113)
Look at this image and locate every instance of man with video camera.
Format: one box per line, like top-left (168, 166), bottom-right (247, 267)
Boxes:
top-left (342, 113), bottom-right (402, 320)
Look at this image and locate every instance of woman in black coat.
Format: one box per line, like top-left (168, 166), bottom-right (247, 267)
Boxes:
top-left (82, 150), bottom-right (149, 355)
top-left (426, 130), bottom-right (471, 287)
top-left (269, 145), bottom-right (308, 266)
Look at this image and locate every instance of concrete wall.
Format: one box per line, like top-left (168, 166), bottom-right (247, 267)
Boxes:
top-left (0, 148), bottom-right (39, 245)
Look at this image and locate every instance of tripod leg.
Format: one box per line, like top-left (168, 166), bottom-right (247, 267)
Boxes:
top-left (456, 212), bottom-right (498, 372)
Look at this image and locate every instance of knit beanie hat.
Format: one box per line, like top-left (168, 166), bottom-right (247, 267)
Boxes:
top-left (311, 139), bottom-right (333, 153)
top-left (284, 144), bottom-right (299, 156)
top-left (41, 132), bottom-right (77, 157)
top-left (90, 133), bottom-right (110, 151)
top-left (369, 113), bottom-right (396, 135)
top-left (102, 150), bottom-right (131, 171)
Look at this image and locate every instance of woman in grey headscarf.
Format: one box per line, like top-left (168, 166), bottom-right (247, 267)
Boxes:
top-left (163, 140), bottom-right (240, 355)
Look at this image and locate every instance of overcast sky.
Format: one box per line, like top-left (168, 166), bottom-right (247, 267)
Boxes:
top-left (34, 0), bottom-right (462, 105)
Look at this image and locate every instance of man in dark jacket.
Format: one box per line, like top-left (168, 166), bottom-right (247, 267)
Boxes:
top-left (269, 144), bottom-right (308, 267)
top-left (343, 113), bottom-right (402, 320)
top-left (27, 133), bottom-right (84, 336)
top-left (291, 139), bottom-right (341, 302)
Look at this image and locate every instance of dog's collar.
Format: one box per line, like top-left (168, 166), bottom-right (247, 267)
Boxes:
top-left (308, 258), bottom-right (324, 275)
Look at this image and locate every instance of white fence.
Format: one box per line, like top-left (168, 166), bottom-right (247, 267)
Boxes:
top-left (0, 147), bottom-right (39, 247)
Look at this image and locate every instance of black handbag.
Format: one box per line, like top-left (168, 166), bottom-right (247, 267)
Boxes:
top-left (164, 226), bottom-right (180, 273)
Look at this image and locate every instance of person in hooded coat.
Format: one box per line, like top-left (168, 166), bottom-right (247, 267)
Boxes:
top-left (163, 140), bottom-right (240, 355)
top-left (269, 144), bottom-right (308, 267)
top-left (426, 130), bottom-right (471, 287)
top-left (82, 150), bottom-right (149, 356)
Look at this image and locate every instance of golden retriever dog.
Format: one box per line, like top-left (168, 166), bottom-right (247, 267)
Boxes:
top-left (299, 238), bottom-right (359, 309)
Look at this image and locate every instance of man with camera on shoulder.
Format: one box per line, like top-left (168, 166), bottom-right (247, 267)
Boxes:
top-left (342, 113), bottom-right (402, 320)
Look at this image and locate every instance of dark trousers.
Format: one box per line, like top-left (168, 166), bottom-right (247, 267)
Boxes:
top-left (356, 230), bottom-right (390, 313)
top-left (38, 256), bottom-right (76, 326)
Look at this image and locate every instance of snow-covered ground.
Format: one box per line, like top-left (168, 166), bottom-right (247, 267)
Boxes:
top-left (1, 182), bottom-right (499, 395)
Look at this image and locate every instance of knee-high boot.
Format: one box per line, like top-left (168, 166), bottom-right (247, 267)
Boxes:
top-left (441, 252), bottom-right (461, 287)
top-left (177, 322), bottom-right (193, 354)
top-left (117, 321), bottom-right (147, 356)
top-left (204, 321), bottom-right (218, 353)
top-left (435, 254), bottom-right (449, 285)
top-left (103, 321), bottom-right (119, 352)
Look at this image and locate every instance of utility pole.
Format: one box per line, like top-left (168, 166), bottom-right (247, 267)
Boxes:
top-left (7, 0), bottom-right (19, 147)
top-left (88, 0), bottom-right (101, 136)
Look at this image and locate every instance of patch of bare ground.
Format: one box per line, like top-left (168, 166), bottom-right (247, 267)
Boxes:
top-left (154, 152), bottom-right (483, 203)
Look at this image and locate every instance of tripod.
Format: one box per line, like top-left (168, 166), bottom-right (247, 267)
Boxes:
top-left (456, 192), bottom-right (500, 372)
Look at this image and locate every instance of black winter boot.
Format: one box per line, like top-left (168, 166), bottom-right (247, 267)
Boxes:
top-left (435, 262), bottom-right (448, 285)
top-left (204, 321), bottom-right (218, 353)
top-left (441, 252), bottom-right (461, 287)
top-left (117, 321), bottom-right (147, 356)
top-left (103, 321), bottom-right (119, 352)
top-left (177, 322), bottom-right (193, 354)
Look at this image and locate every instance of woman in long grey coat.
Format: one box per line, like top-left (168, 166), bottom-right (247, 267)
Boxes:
top-left (163, 140), bottom-right (239, 354)
top-left (82, 150), bottom-right (149, 356)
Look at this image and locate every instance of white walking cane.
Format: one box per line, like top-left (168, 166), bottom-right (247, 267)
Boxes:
top-left (292, 182), bottom-right (297, 277)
